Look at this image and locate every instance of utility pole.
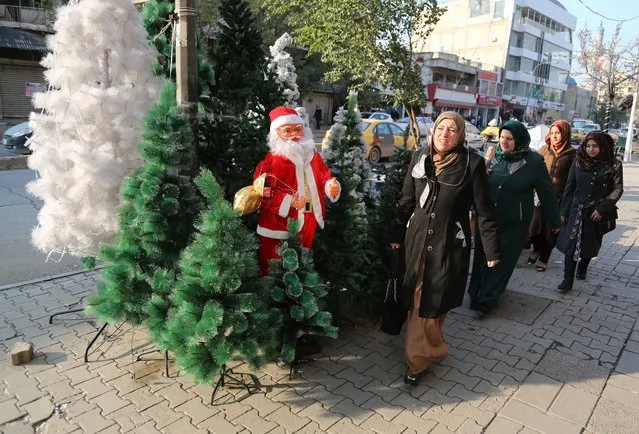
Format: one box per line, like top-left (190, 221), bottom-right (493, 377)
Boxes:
top-left (175, 0), bottom-right (199, 173)
top-left (624, 80), bottom-right (637, 162)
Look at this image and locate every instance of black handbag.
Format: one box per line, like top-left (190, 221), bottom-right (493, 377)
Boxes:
top-left (380, 248), bottom-right (407, 335)
top-left (598, 207), bottom-right (618, 235)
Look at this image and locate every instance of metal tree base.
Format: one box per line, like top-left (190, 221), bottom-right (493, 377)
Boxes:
top-left (48, 307), bottom-right (110, 363)
top-left (134, 349), bottom-right (171, 378)
top-left (210, 365), bottom-right (261, 405)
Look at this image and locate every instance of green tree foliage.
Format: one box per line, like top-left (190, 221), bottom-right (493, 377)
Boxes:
top-left (198, 0), bottom-right (284, 202)
top-left (142, 0), bottom-right (214, 100)
top-left (264, 220), bottom-right (338, 363)
top-left (159, 169), bottom-right (282, 382)
top-left (313, 95), bottom-right (379, 313)
top-left (86, 83), bottom-right (202, 325)
top-left (262, 0), bottom-right (444, 131)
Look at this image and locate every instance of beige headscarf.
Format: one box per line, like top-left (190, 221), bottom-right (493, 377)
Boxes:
top-left (430, 111), bottom-right (466, 176)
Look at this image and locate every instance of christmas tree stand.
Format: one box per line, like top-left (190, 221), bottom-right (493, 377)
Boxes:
top-left (210, 365), bottom-right (261, 405)
top-left (134, 349), bottom-right (171, 378)
top-left (48, 308), bottom-right (110, 363)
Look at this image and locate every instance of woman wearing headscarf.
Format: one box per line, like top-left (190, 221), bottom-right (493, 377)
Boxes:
top-left (528, 120), bottom-right (576, 271)
top-left (468, 120), bottom-right (561, 315)
top-left (555, 131), bottom-right (623, 292)
top-left (390, 112), bottom-right (500, 385)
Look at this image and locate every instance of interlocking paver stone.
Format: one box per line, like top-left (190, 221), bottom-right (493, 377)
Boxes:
top-left (0, 400), bottom-right (26, 425)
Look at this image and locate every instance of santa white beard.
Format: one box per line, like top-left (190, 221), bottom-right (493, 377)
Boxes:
top-left (268, 128), bottom-right (316, 165)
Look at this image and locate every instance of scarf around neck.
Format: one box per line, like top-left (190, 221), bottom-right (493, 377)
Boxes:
top-left (576, 131), bottom-right (614, 172)
top-left (429, 111), bottom-right (466, 176)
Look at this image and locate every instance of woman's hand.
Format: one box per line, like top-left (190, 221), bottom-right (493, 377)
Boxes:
top-left (591, 210), bottom-right (602, 222)
top-left (561, 216), bottom-right (568, 224)
top-left (487, 260), bottom-right (500, 268)
top-left (551, 227), bottom-right (561, 234)
top-left (390, 243), bottom-right (400, 250)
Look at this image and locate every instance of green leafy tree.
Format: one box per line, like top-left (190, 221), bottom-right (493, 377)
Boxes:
top-left (156, 169), bottom-right (281, 383)
top-left (86, 83), bottom-right (202, 325)
top-left (264, 220), bottom-right (338, 363)
top-left (313, 95), bottom-right (379, 314)
top-left (262, 0), bottom-right (445, 140)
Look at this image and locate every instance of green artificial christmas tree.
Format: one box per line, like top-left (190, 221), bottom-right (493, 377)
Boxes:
top-left (264, 220), bottom-right (338, 363)
top-left (313, 94), bottom-right (380, 315)
top-left (371, 136), bottom-right (412, 299)
top-left (159, 169), bottom-right (281, 383)
top-left (86, 83), bottom-right (202, 325)
top-left (198, 0), bottom-right (284, 201)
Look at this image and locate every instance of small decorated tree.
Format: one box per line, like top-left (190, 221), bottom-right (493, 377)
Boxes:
top-left (313, 94), bottom-right (379, 314)
top-left (86, 83), bottom-right (202, 325)
top-left (264, 220), bottom-right (338, 363)
top-left (27, 0), bottom-right (161, 257)
top-left (158, 169), bottom-right (282, 383)
top-left (268, 32), bottom-right (300, 108)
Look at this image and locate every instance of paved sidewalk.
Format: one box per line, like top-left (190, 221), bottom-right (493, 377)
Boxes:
top-left (1, 164), bottom-right (639, 434)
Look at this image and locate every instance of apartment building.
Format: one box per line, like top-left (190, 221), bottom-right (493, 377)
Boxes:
top-left (417, 0), bottom-right (577, 124)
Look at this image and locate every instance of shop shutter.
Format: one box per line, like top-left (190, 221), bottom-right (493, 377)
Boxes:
top-left (0, 63), bottom-right (45, 119)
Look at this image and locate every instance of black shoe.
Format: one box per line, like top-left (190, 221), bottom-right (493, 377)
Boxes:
top-left (575, 272), bottom-right (586, 281)
top-left (471, 301), bottom-right (491, 316)
top-left (557, 279), bottom-right (573, 292)
top-left (403, 368), bottom-right (419, 386)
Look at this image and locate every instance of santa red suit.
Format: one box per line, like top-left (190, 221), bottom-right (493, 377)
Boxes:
top-left (255, 106), bottom-right (340, 275)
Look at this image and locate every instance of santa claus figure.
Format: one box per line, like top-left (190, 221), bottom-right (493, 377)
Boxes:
top-left (255, 106), bottom-right (341, 275)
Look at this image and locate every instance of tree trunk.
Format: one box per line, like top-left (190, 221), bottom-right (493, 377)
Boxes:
top-left (603, 90), bottom-right (614, 132)
top-left (405, 105), bottom-right (422, 147)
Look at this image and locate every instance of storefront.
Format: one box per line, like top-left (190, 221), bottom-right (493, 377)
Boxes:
top-left (426, 84), bottom-right (477, 119)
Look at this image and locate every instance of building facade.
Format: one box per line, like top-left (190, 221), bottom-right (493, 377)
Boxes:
top-left (417, 0), bottom-right (576, 124)
top-left (0, 0), bottom-right (57, 134)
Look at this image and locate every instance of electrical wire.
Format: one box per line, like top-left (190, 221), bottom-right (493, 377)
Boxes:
top-left (575, 0), bottom-right (639, 23)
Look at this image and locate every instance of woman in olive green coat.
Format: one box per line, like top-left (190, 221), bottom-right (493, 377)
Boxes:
top-left (468, 120), bottom-right (562, 315)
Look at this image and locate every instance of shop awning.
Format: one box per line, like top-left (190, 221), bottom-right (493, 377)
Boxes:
top-left (0, 27), bottom-right (47, 52)
top-left (434, 100), bottom-right (474, 110)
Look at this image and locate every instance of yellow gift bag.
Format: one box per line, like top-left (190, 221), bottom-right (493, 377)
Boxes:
top-left (233, 173), bottom-right (267, 215)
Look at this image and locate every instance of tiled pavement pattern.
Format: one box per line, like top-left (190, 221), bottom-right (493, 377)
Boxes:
top-left (1, 164), bottom-right (639, 434)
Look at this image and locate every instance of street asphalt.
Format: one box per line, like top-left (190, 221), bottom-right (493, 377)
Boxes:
top-left (0, 169), bottom-right (82, 286)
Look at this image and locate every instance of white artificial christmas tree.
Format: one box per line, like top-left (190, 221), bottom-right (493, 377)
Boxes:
top-left (27, 0), bottom-right (162, 258)
top-left (268, 33), bottom-right (300, 108)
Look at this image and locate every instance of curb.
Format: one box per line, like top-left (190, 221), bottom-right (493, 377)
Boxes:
top-left (0, 155), bottom-right (28, 170)
top-left (0, 266), bottom-right (104, 292)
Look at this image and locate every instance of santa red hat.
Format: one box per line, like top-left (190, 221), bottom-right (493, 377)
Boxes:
top-left (269, 106), bottom-right (303, 132)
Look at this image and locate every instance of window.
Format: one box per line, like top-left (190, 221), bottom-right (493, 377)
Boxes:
top-left (494, 1), bottom-right (504, 18)
top-left (374, 124), bottom-right (391, 136)
top-left (469, 0), bottom-right (490, 17)
top-left (507, 55), bottom-right (521, 72)
top-left (388, 124), bottom-right (405, 136)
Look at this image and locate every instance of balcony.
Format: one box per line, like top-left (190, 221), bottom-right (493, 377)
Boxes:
top-left (0, 5), bottom-right (48, 30)
top-left (433, 81), bottom-right (478, 94)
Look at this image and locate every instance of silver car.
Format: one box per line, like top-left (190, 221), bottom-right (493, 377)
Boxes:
top-left (3, 122), bottom-right (32, 155)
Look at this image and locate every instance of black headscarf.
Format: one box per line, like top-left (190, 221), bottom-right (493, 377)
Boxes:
top-left (576, 131), bottom-right (614, 172)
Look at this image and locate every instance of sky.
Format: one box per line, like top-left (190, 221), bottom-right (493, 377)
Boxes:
top-left (560, 0), bottom-right (639, 46)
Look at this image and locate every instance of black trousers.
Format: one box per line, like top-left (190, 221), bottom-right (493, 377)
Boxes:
top-left (531, 234), bottom-right (555, 263)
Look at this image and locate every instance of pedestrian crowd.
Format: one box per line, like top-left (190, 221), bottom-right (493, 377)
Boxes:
top-left (388, 111), bottom-right (624, 385)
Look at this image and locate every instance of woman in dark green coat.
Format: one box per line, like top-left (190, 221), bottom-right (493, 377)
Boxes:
top-left (468, 120), bottom-right (562, 315)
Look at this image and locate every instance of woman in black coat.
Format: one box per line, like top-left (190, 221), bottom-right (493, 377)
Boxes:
top-left (556, 131), bottom-right (624, 291)
top-left (390, 111), bottom-right (500, 385)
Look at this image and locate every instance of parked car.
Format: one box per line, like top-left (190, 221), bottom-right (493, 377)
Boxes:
top-left (359, 111), bottom-right (372, 119)
top-left (3, 122), bottom-right (32, 155)
top-left (368, 112), bottom-right (392, 121)
top-left (464, 122), bottom-right (483, 148)
top-left (480, 125), bottom-right (500, 144)
top-left (321, 120), bottom-right (417, 164)
top-left (395, 116), bottom-right (434, 143)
